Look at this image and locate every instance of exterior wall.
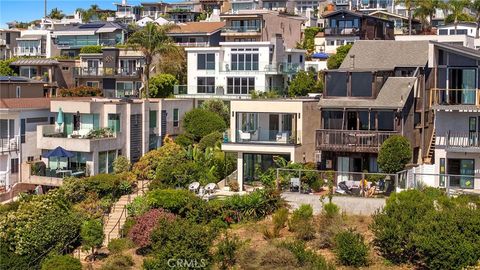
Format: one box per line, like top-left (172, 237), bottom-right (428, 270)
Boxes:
top-left (295, 101), bottom-right (321, 163)
top-left (158, 99), bottom-right (194, 137)
top-left (0, 30), bottom-right (20, 60)
top-left (396, 34), bottom-right (475, 49)
top-left (0, 82), bottom-right (45, 98)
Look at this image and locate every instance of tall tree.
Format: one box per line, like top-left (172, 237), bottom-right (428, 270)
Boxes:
top-left (471, 0), bottom-right (480, 38)
top-left (127, 23), bottom-right (179, 98)
top-left (415, 0), bottom-right (438, 32)
top-left (447, 0), bottom-right (470, 34)
top-left (395, 0), bottom-right (416, 35)
top-left (48, 8), bottom-right (65, 20)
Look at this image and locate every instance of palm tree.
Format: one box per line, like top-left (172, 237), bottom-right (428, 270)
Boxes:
top-left (127, 23), bottom-right (179, 98)
top-left (395, 0), bottom-right (416, 35)
top-left (447, 0), bottom-right (470, 34)
top-left (415, 0), bottom-right (438, 32)
top-left (48, 8), bottom-right (65, 20)
top-left (76, 5), bottom-right (102, 22)
top-left (471, 0), bottom-right (480, 38)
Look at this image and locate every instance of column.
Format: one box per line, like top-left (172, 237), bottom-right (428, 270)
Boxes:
top-left (237, 152), bottom-right (243, 191)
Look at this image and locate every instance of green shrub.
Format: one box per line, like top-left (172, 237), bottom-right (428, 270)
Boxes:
top-left (278, 240), bottom-right (334, 269)
top-left (174, 133), bottom-right (194, 147)
top-left (214, 233), bottom-right (243, 270)
top-left (59, 86), bottom-right (102, 97)
top-left (377, 135), bottom-right (412, 173)
top-left (327, 44), bottom-right (352, 69)
top-left (41, 254), bottom-right (82, 270)
top-left (108, 238), bottom-right (134, 254)
top-left (323, 202), bottom-right (339, 218)
top-left (113, 156), bottom-right (131, 174)
top-left (122, 217), bottom-right (136, 236)
top-left (80, 45), bottom-right (103, 54)
top-left (334, 229), bottom-right (369, 267)
top-left (260, 246), bottom-right (298, 268)
top-left (0, 200), bottom-right (20, 215)
top-left (0, 244), bottom-right (29, 270)
top-left (126, 195), bottom-right (150, 216)
top-left (100, 254), bottom-right (134, 270)
top-left (183, 108), bottom-right (226, 141)
top-left (200, 99), bottom-right (230, 124)
top-left (149, 73), bottom-right (178, 98)
top-left (198, 131), bottom-right (222, 150)
top-left (83, 174), bottom-right (126, 198)
top-left (146, 189), bottom-right (201, 215)
top-left (81, 219), bottom-right (104, 257)
top-left (289, 204), bottom-right (313, 231)
top-left (272, 208), bottom-right (289, 233)
top-left (222, 189), bottom-right (282, 222)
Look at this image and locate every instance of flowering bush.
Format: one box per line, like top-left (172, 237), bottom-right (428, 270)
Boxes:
top-left (127, 209), bottom-right (175, 249)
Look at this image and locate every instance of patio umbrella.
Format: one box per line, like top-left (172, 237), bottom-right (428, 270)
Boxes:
top-left (56, 107), bottom-right (64, 125)
top-left (43, 146), bottom-right (74, 158)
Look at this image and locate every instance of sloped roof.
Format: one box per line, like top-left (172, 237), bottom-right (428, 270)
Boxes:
top-left (0, 76), bottom-right (44, 83)
top-left (0, 98), bottom-right (51, 110)
top-left (319, 77), bottom-right (416, 109)
top-left (432, 41), bottom-right (480, 59)
top-left (11, 59), bottom-right (59, 66)
top-left (169, 22), bottom-right (226, 34)
top-left (339, 40), bottom-right (429, 70)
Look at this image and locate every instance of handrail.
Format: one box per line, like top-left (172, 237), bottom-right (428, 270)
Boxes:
top-left (430, 88), bottom-right (480, 107)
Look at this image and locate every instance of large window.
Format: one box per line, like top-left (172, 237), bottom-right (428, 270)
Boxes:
top-left (447, 159), bottom-right (474, 189)
top-left (149, 110), bottom-right (157, 129)
top-left (326, 72), bottom-right (347, 96)
top-left (19, 66), bottom-right (37, 78)
top-left (227, 77), bottom-right (255, 94)
top-left (197, 53), bottom-right (215, 70)
top-left (108, 114), bottom-right (121, 133)
top-left (197, 77), bottom-right (215, 93)
top-left (116, 82), bottom-right (134, 97)
top-left (173, 108), bottom-right (179, 127)
top-left (231, 49), bottom-right (259, 71)
top-left (377, 111), bottom-right (394, 131)
top-left (86, 81), bottom-right (99, 88)
top-left (0, 119), bottom-right (14, 139)
top-left (351, 72), bottom-right (373, 97)
top-left (99, 150), bottom-right (117, 174)
top-left (322, 111), bottom-right (343, 129)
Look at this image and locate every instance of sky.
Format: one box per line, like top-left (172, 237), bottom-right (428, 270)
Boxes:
top-left (0, 0), bottom-right (149, 28)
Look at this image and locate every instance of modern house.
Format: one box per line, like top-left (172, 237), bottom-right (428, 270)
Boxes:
top-left (73, 48), bottom-right (145, 98)
top-left (168, 22), bottom-right (225, 47)
top-left (140, 2), bottom-right (170, 20)
top-left (0, 76), bottom-right (46, 98)
top-left (322, 10), bottom-right (394, 53)
top-left (14, 29), bottom-right (53, 58)
top-left (114, 0), bottom-right (141, 23)
top-left (167, 1), bottom-right (202, 23)
top-left (0, 98), bottom-right (54, 189)
top-left (221, 99), bottom-right (321, 190)
top-left (220, 10), bottom-right (305, 49)
top-left (437, 22), bottom-right (478, 37)
top-left (316, 40), bottom-right (433, 182)
top-left (34, 98), bottom-right (193, 180)
top-left (176, 35), bottom-right (305, 101)
top-left (0, 29), bottom-right (20, 60)
top-left (53, 22), bottom-right (127, 57)
top-left (430, 42), bottom-right (480, 190)
top-left (369, 10), bottom-right (420, 35)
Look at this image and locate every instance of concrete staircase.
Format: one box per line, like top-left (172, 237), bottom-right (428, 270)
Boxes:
top-left (103, 180), bottom-right (148, 246)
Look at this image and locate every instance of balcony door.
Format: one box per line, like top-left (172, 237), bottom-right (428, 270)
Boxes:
top-left (269, 114), bottom-right (279, 140)
top-left (87, 60), bottom-right (99, 75)
top-left (448, 68), bottom-right (476, 105)
top-left (120, 59), bottom-right (137, 75)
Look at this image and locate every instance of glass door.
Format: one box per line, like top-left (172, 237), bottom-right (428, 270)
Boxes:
top-left (462, 69), bottom-right (476, 104)
top-left (460, 159), bottom-right (474, 189)
top-left (337, 156), bottom-right (350, 182)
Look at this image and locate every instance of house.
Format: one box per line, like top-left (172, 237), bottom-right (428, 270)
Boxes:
top-left (221, 99), bottom-right (321, 190)
top-left (369, 10), bottom-right (421, 35)
top-left (33, 98), bottom-right (193, 181)
top-left (14, 29), bottom-right (52, 58)
top-left (322, 10), bottom-right (394, 53)
top-left (10, 59), bottom-right (76, 96)
top-left (430, 42), bottom-right (480, 190)
top-left (353, 0), bottom-right (393, 13)
top-left (316, 40), bottom-right (433, 182)
top-left (395, 34), bottom-right (477, 49)
top-left (141, 2), bottom-right (170, 20)
top-left (53, 22), bottom-right (127, 57)
top-left (437, 22), bottom-right (478, 37)
top-left (0, 98), bottom-right (54, 189)
top-left (114, 0), bottom-right (141, 23)
top-left (73, 48), bottom-right (145, 98)
top-left (0, 76), bottom-right (46, 98)
top-left (229, 0), bottom-right (260, 12)
top-left (220, 10), bottom-right (305, 49)
top-left (167, 1), bottom-right (203, 23)
top-left (175, 35), bottom-right (305, 101)
top-left (168, 21), bottom-right (225, 47)
top-left (0, 29), bottom-right (20, 60)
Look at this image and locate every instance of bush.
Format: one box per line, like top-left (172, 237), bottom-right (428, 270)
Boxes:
top-left (198, 131), bottom-right (222, 150)
top-left (80, 45), bottom-right (102, 53)
top-left (174, 133), bottom-right (194, 147)
top-left (183, 108), bottom-right (226, 141)
top-left (81, 219), bottom-right (104, 258)
top-left (100, 254), bottom-right (134, 270)
top-left (278, 240), bottom-right (334, 269)
top-left (228, 180), bottom-right (240, 192)
top-left (113, 156), bottom-right (131, 174)
top-left (149, 73), bottom-right (178, 98)
top-left (327, 44), bottom-right (352, 69)
top-left (377, 135), bottom-right (412, 173)
top-left (41, 254), bottom-right (82, 270)
top-left (126, 195), bottom-right (149, 217)
top-left (0, 244), bottom-right (29, 270)
top-left (260, 246), bottom-right (298, 268)
top-left (108, 238), bottom-right (134, 254)
top-left (222, 189), bottom-right (282, 222)
top-left (146, 189), bottom-right (201, 214)
top-left (334, 229), bottom-right (369, 267)
top-left (0, 58), bottom-right (18, 76)
top-left (83, 174), bottom-right (126, 198)
top-left (272, 208), bottom-right (289, 233)
top-left (289, 204), bottom-right (313, 231)
top-left (59, 86), bottom-right (102, 97)
top-left (127, 209), bottom-right (175, 249)
top-left (200, 99), bottom-right (230, 124)
top-left (323, 202), bottom-right (339, 218)
top-left (214, 233), bottom-right (243, 270)
top-left (288, 70), bottom-right (322, 96)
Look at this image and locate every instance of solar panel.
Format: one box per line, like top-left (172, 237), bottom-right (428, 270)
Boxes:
top-left (79, 23), bottom-right (105, 29)
top-left (0, 76), bottom-right (30, 82)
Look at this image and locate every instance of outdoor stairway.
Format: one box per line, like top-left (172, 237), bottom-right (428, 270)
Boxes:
top-left (424, 132), bottom-right (436, 164)
top-left (103, 180), bottom-right (148, 246)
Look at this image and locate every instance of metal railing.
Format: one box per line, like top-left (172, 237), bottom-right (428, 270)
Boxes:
top-left (430, 88), bottom-right (479, 107)
top-left (57, 38), bottom-right (119, 47)
top-left (325, 27), bottom-right (360, 36)
top-left (219, 62), bottom-right (300, 74)
top-left (222, 25), bottom-right (261, 32)
top-left (73, 67), bottom-right (142, 77)
top-left (14, 46), bottom-right (44, 56)
top-left (443, 131), bottom-right (480, 148)
top-left (0, 136), bottom-right (19, 153)
top-left (316, 129), bottom-right (399, 153)
top-left (175, 41), bottom-right (209, 47)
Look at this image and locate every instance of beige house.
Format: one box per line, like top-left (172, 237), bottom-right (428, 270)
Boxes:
top-left (221, 99), bottom-right (321, 190)
top-left (0, 76), bottom-right (46, 98)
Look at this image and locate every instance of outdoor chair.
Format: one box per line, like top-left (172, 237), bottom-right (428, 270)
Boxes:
top-left (188, 182), bottom-right (200, 193)
top-left (204, 183), bottom-right (217, 195)
top-left (290, 177), bottom-right (300, 192)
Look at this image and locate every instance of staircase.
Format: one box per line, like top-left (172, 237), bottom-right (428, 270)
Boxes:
top-left (424, 131), bottom-right (436, 164)
top-left (103, 180), bottom-right (148, 246)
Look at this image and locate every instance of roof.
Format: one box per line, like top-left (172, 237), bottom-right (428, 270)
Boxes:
top-left (319, 77), bottom-right (416, 109)
top-left (0, 76), bottom-right (44, 83)
top-left (368, 10), bottom-right (420, 23)
top-left (17, 35), bottom-right (44, 40)
top-left (431, 41), bottom-right (480, 60)
top-left (339, 40), bottom-right (429, 70)
top-left (323, 9), bottom-right (392, 23)
top-left (438, 22), bottom-right (478, 28)
top-left (55, 21), bottom-right (126, 35)
top-left (169, 22), bottom-right (225, 34)
top-left (0, 98), bottom-right (51, 110)
top-left (11, 59), bottom-right (59, 66)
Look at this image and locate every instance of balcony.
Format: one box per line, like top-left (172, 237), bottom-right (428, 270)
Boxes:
top-left (174, 85), bottom-right (226, 95)
top-left (56, 38), bottom-right (119, 48)
top-left (0, 136), bottom-right (19, 153)
top-left (175, 41), bottom-right (209, 47)
top-left (14, 46), bottom-right (44, 57)
top-left (441, 131), bottom-right (480, 152)
top-left (316, 129), bottom-right (399, 153)
top-left (430, 88), bottom-right (479, 108)
top-left (324, 27), bottom-right (360, 36)
top-left (222, 26), bottom-right (261, 33)
top-left (73, 67), bottom-right (142, 78)
top-left (219, 62), bottom-right (300, 74)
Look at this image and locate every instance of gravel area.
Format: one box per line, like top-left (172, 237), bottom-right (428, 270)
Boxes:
top-left (282, 192), bottom-right (386, 215)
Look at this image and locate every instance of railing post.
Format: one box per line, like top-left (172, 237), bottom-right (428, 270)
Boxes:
top-left (446, 175), bottom-right (450, 196)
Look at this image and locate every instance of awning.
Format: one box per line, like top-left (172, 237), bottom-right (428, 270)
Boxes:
top-left (43, 146), bottom-right (74, 158)
top-left (312, 52), bottom-right (329, 59)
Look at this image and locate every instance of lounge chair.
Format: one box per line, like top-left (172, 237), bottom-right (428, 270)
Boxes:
top-left (188, 182), bottom-right (200, 193)
top-left (204, 183), bottom-right (217, 195)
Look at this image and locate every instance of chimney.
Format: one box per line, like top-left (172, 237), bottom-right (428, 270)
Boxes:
top-left (350, 54), bottom-right (355, 69)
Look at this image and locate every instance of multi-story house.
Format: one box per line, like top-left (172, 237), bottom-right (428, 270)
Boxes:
top-left (221, 99), bottom-right (321, 190)
top-left (322, 9), bottom-right (394, 53)
top-left (220, 10), bottom-right (305, 49)
top-left (316, 40), bottom-right (433, 182)
top-left (0, 29), bottom-right (20, 60)
top-left (0, 76), bottom-right (46, 98)
top-left (168, 22), bottom-right (225, 47)
top-left (175, 36), bottom-right (305, 101)
top-left (229, 0), bottom-right (260, 12)
top-left (167, 1), bottom-right (203, 23)
top-left (32, 98), bottom-right (193, 182)
top-left (14, 29), bottom-right (53, 58)
top-left (430, 42), bottom-right (480, 190)
top-left (73, 48), bottom-right (145, 98)
top-left (369, 10), bottom-right (421, 35)
top-left (114, 0), bottom-right (141, 23)
top-left (140, 1), bottom-right (170, 20)
top-left (0, 98), bottom-right (54, 190)
top-left (53, 22), bottom-right (127, 57)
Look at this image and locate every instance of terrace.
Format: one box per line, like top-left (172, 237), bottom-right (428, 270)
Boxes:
top-left (316, 129), bottom-right (399, 153)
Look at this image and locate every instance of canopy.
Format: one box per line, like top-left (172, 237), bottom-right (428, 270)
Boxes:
top-left (312, 52), bottom-right (329, 59)
top-left (56, 107), bottom-right (64, 125)
top-left (43, 146), bottom-right (74, 158)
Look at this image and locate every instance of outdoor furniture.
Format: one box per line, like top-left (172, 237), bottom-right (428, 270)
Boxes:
top-left (189, 182), bottom-right (200, 193)
top-left (238, 130), bottom-right (251, 141)
top-left (276, 132), bottom-right (288, 143)
top-left (71, 171), bottom-right (85, 177)
top-left (204, 183), bottom-right (217, 194)
top-left (290, 177), bottom-right (300, 192)
top-left (56, 169), bottom-right (72, 177)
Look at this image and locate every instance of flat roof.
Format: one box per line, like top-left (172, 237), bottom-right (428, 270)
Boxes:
top-left (0, 76), bottom-right (44, 83)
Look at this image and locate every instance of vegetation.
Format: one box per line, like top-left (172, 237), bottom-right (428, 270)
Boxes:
top-left (183, 109), bottom-right (227, 141)
top-left (128, 209), bottom-right (175, 250)
top-left (323, 202), bottom-right (340, 219)
top-left (377, 135), bottom-right (412, 173)
top-left (446, 0), bottom-right (472, 32)
top-left (277, 241), bottom-right (335, 269)
top-left (250, 89), bottom-right (280, 99)
top-left (471, 0), bottom-right (480, 38)
top-left (327, 44), bottom-right (352, 69)
top-left (148, 73), bottom-right (178, 98)
top-left (288, 204), bottom-right (315, 240)
top-left (59, 86), bottom-right (102, 97)
top-left (100, 254), bottom-right (134, 270)
top-left (288, 70), bottom-right (323, 96)
top-left (334, 229), bottom-right (369, 267)
top-left (198, 131), bottom-right (223, 150)
top-left (297, 27), bottom-right (323, 54)
top-left (79, 45), bottom-right (103, 54)
top-left (157, 47), bottom-right (187, 84)
top-left (112, 155), bottom-right (131, 174)
top-left (107, 238), bottom-right (134, 254)
top-left (200, 99), bottom-right (230, 125)
top-left (48, 8), bottom-right (65, 20)
top-left (0, 58), bottom-right (18, 76)
top-left (75, 4), bottom-right (111, 22)
top-left (81, 219), bottom-right (104, 261)
top-left (40, 254), bottom-right (82, 270)
top-left (214, 233), bottom-right (243, 270)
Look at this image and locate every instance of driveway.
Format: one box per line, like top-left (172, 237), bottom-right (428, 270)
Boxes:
top-left (282, 192), bottom-right (386, 216)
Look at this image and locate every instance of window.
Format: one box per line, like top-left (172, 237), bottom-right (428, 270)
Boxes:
top-left (326, 72), bottom-right (348, 96)
top-left (287, 55), bottom-right (292, 63)
top-left (439, 158), bottom-right (446, 187)
top-left (299, 55), bottom-right (303, 63)
top-left (197, 53), bottom-right (215, 70)
top-left (16, 86), bottom-right (21, 98)
top-left (0, 119), bottom-right (14, 139)
top-left (149, 110), bottom-right (157, 129)
top-left (439, 29), bottom-right (448, 35)
top-left (108, 114), bottom-right (121, 133)
top-left (447, 159), bottom-right (474, 188)
top-left (19, 66), bottom-right (37, 78)
top-left (327, 40), bottom-right (335, 46)
top-left (231, 51), bottom-right (259, 71)
top-left (86, 81), bottom-right (99, 88)
top-left (99, 150), bottom-right (117, 174)
top-left (27, 156), bottom-right (34, 162)
top-left (351, 72), bottom-right (373, 97)
top-left (227, 77), bottom-right (255, 94)
top-left (10, 158), bottom-right (19, 174)
top-left (26, 117), bottom-right (48, 123)
top-left (173, 108), bottom-right (179, 127)
top-left (116, 82), bottom-right (134, 97)
top-left (377, 111), bottom-right (394, 131)
top-left (322, 110), bottom-right (343, 129)
top-left (20, 119), bottom-right (25, 143)
top-left (197, 77), bottom-right (215, 93)
top-left (62, 66), bottom-right (69, 71)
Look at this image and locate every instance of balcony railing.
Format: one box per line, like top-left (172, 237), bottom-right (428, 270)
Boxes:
top-left (324, 27), bottom-right (360, 36)
top-left (316, 129), bottom-right (399, 153)
top-left (174, 85), bottom-right (221, 95)
top-left (444, 131), bottom-right (480, 149)
top-left (219, 62), bottom-right (300, 74)
top-left (222, 26), bottom-right (261, 33)
top-left (175, 41), bottom-right (209, 47)
top-left (14, 46), bottom-right (44, 56)
top-left (430, 88), bottom-right (479, 107)
top-left (232, 129), bottom-right (297, 144)
top-left (73, 67), bottom-right (142, 77)
top-left (0, 136), bottom-right (19, 153)
top-left (57, 38), bottom-right (119, 48)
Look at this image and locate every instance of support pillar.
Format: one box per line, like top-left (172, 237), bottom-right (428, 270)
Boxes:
top-left (237, 152), bottom-right (243, 191)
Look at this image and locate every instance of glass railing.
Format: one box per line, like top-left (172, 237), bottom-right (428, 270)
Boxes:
top-left (324, 27), bottom-right (359, 36)
top-left (431, 88), bottom-right (479, 106)
top-left (57, 38), bottom-right (119, 47)
top-left (223, 25), bottom-right (261, 32)
top-left (233, 129), bottom-right (296, 144)
top-left (73, 67), bottom-right (142, 77)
